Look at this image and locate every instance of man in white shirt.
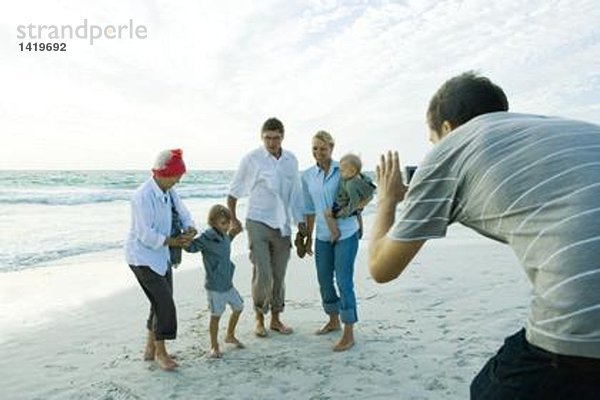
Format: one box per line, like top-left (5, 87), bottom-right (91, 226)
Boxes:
top-left (228, 118), bottom-right (306, 337)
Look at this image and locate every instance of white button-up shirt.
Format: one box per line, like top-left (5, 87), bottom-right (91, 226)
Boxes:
top-left (125, 177), bottom-right (195, 276)
top-left (229, 147), bottom-right (304, 236)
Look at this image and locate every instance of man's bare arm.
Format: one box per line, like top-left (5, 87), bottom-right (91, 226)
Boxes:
top-left (227, 195), bottom-right (242, 231)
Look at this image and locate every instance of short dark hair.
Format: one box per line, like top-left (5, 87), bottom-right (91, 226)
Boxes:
top-left (427, 71), bottom-right (509, 133)
top-left (261, 117), bottom-right (284, 135)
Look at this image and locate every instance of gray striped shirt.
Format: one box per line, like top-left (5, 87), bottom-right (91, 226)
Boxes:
top-left (390, 112), bottom-right (600, 358)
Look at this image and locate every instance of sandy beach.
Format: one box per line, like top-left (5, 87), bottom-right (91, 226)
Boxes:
top-left (0, 221), bottom-right (530, 400)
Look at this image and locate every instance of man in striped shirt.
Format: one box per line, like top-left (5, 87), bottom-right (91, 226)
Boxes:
top-left (369, 72), bottom-right (600, 399)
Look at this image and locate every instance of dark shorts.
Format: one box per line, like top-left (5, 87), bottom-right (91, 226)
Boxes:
top-left (471, 329), bottom-right (600, 399)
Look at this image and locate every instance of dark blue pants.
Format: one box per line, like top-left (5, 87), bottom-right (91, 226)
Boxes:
top-left (471, 329), bottom-right (600, 399)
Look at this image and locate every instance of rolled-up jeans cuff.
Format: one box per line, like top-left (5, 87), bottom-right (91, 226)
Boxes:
top-left (340, 308), bottom-right (358, 325)
top-left (323, 301), bottom-right (340, 316)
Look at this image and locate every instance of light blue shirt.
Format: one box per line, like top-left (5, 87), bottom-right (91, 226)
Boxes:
top-left (302, 161), bottom-right (359, 242)
top-left (125, 177), bottom-right (195, 276)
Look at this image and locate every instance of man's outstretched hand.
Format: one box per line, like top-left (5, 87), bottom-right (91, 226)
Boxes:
top-left (376, 151), bottom-right (408, 206)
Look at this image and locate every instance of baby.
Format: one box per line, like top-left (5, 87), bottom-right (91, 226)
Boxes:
top-left (185, 204), bottom-right (245, 358)
top-left (325, 153), bottom-right (376, 242)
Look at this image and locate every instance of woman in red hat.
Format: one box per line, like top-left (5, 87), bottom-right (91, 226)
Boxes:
top-left (125, 149), bottom-right (197, 371)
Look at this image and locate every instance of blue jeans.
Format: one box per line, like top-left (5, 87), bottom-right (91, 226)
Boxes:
top-left (471, 329), bottom-right (600, 399)
top-left (314, 233), bottom-right (359, 324)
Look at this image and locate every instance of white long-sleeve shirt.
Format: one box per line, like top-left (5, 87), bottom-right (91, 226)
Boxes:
top-left (229, 147), bottom-right (304, 236)
top-left (125, 177), bottom-right (194, 275)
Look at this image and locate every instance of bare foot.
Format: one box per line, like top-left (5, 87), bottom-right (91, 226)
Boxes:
top-left (225, 336), bottom-right (245, 349)
top-left (270, 321), bottom-right (293, 335)
top-left (315, 321), bottom-right (341, 335)
top-left (208, 348), bottom-right (222, 359)
top-left (255, 323), bottom-right (268, 338)
top-left (333, 338), bottom-right (355, 352)
top-left (155, 353), bottom-right (178, 371)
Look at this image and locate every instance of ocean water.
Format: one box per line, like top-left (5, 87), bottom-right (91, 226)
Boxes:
top-left (0, 170), bottom-right (234, 272)
top-left (0, 170), bottom-right (378, 272)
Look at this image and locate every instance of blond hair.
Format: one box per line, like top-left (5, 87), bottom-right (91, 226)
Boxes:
top-left (313, 130), bottom-right (335, 149)
top-left (207, 204), bottom-right (232, 226)
top-left (340, 153), bottom-right (362, 172)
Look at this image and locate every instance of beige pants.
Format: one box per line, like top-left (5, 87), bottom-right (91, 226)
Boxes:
top-left (245, 219), bottom-right (291, 314)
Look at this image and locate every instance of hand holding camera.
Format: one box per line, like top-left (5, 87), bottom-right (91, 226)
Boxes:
top-left (376, 151), bottom-right (408, 206)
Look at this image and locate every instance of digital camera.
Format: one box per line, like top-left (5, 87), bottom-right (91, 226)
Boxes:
top-left (404, 165), bottom-right (417, 185)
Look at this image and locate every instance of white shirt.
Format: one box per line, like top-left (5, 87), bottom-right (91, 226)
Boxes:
top-left (229, 147), bottom-right (304, 236)
top-left (125, 177), bottom-right (195, 276)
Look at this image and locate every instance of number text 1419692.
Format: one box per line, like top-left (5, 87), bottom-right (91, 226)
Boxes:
top-left (19, 42), bottom-right (67, 51)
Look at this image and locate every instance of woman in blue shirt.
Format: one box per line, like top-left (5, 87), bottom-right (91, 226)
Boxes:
top-left (301, 131), bottom-right (360, 351)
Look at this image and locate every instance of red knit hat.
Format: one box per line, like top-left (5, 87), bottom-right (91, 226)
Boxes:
top-left (152, 149), bottom-right (186, 178)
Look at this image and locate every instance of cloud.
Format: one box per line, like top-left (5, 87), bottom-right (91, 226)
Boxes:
top-left (1, 0), bottom-right (599, 169)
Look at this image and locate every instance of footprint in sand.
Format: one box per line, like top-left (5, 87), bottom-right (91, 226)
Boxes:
top-left (43, 364), bottom-right (79, 372)
top-left (88, 381), bottom-right (143, 400)
top-left (425, 376), bottom-right (448, 391)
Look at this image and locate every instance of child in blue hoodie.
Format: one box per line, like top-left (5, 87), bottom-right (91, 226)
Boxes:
top-left (186, 204), bottom-right (244, 358)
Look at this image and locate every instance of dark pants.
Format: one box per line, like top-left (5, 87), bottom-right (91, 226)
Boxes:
top-left (129, 265), bottom-right (177, 340)
top-left (471, 329), bottom-right (600, 399)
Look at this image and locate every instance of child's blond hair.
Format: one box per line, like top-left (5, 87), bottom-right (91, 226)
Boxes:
top-left (340, 153), bottom-right (362, 172)
top-left (207, 204), bottom-right (232, 226)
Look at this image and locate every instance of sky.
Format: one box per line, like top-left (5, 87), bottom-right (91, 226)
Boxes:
top-left (0, 0), bottom-right (599, 170)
